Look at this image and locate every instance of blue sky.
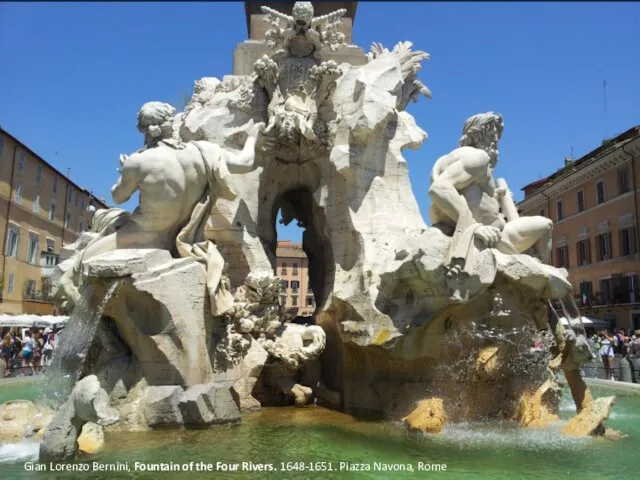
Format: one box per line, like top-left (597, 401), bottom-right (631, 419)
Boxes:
top-left (1, 2), bottom-right (639, 243)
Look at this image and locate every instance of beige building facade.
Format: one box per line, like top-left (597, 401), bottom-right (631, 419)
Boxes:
top-left (275, 240), bottom-right (315, 316)
top-left (0, 128), bottom-right (108, 315)
top-left (518, 125), bottom-right (640, 332)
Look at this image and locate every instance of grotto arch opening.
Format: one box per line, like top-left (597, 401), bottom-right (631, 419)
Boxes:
top-left (266, 187), bottom-right (335, 319)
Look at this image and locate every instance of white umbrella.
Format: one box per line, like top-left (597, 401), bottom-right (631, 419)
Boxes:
top-left (0, 314), bottom-right (68, 329)
top-left (558, 316), bottom-right (609, 328)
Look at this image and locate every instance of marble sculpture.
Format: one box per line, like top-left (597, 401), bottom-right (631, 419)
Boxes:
top-left (35, 1), bottom-right (615, 460)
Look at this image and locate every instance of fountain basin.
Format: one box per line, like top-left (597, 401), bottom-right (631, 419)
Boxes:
top-left (1, 377), bottom-right (639, 479)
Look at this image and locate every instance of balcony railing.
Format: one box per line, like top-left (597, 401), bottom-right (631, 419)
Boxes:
top-left (40, 252), bottom-right (59, 278)
top-left (577, 289), bottom-right (640, 307)
top-left (23, 289), bottom-right (54, 303)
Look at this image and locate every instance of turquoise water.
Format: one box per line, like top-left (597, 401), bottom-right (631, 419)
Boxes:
top-left (1, 378), bottom-right (638, 479)
top-left (0, 378), bottom-right (44, 405)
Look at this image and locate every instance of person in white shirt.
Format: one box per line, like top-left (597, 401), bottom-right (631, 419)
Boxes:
top-left (598, 331), bottom-right (615, 380)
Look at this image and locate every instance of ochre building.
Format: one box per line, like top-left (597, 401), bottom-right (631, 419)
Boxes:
top-left (0, 128), bottom-right (108, 315)
top-left (275, 240), bottom-right (315, 316)
top-left (518, 125), bottom-right (640, 332)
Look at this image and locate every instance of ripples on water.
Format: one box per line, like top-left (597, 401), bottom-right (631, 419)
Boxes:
top-left (434, 421), bottom-right (590, 450)
top-left (0, 401), bottom-right (638, 480)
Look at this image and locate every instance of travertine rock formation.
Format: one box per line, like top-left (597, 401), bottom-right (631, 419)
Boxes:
top-left (403, 398), bottom-right (446, 433)
top-left (0, 400), bottom-right (54, 443)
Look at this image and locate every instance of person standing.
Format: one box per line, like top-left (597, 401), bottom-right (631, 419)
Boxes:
top-left (1, 333), bottom-right (12, 377)
top-left (21, 330), bottom-right (35, 376)
top-left (11, 332), bottom-right (22, 373)
top-left (32, 331), bottom-right (44, 374)
top-left (614, 329), bottom-right (627, 356)
top-left (628, 330), bottom-right (640, 383)
top-left (43, 336), bottom-right (54, 369)
top-left (599, 331), bottom-right (615, 380)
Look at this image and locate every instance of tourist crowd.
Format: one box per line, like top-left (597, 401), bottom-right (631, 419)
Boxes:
top-left (0, 328), bottom-right (56, 378)
top-left (589, 328), bottom-right (640, 382)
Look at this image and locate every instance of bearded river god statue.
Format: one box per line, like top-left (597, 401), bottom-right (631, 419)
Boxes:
top-left (35, 1), bottom-right (620, 462)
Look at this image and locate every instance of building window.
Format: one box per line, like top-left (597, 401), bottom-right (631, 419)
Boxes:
top-left (0, 136), bottom-right (4, 156)
top-left (556, 200), bottom-right (564, 221)
top-left (46, 238), bottom-right (55, 253)
top-left (49, 201), bottom-right (56, 221)
top-left (281, 262), bottom-right (287, 275)
top-left (53, 176), bottom-right (57, 193)
top-left (627, 273), bottom-right (638, 303)
top-left (67, 188), bottom-right (73, 204)
top-left (27, 232), bottom-right (39, 265)
top-left (291, 296), bottom-right (298, 306)
top-left (579, 280), bottom-right (593, 306)
top-left (36, 165), bottom-right (42, 184)
top-left (25, 279), bottom-right (36, 297)
top-left (65, 213), bottom-right (71, 228)
top-left (280, 295), bottom-right (286, 305)
top-left (600, 278), bottom-right (612, 304)
top-left (81, 196), bottom-right (85, 210)
top-left (43, 252), bottom-right (57, 267)
top-left (33, 189), bottom-right (40, 214)
top-left (292, 262), bottom-right (298, 275)
top-left (596, 181), bottom-right (605, 204)
top-left (7, 273), bottom-right (14, 294)
top-left (14, 183), bottom-right (22, 204)
top-left (280, 280), bottom-right (288, 292)
top-left (555, 245), bottom-right (569, 268)
top-left (291, 280), bottom-right (300, 293)
top-left (576, 239), bottom-right (591, 265)
top-left (597, 232), bottom-right (612, 261)
top-left (306, 296), bottom-right (314, 306)
top-left (576, 190), bottom-right (585, 212)
top-left (18, 152), bottom-right (24, 171)
top-left (5, 225), bottom-right (20, 257)
top-left (618, 168), bottom-right (630, 194)
top-left (75, 192), bottom-right (79, 207)
top-left (540, 209), bottom-right (545, 217)
top-left (619, 227), bottom-right (638, 256)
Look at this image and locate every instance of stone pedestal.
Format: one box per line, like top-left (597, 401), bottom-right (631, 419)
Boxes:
top-left (233, 40), bottom-right (368, 76)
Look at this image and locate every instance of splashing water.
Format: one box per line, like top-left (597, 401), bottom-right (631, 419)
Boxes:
top-left (39, 280), bottom-right (122, 409)
top-left (431, 308), bottom-right (555, 422)
top-left (0, 442), bottom-right (40, 463)
top-left (550, 294), bottom-right (586, 334)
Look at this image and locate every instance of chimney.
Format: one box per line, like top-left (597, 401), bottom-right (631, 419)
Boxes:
top-left (564, 157), bottom-right (573, 166)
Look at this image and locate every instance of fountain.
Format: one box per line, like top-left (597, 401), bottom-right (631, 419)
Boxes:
top-left (0, 1), bottom-right (624, 467)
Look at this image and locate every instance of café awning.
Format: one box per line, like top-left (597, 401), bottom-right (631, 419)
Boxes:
top-left (558, 316), bottom-right (609, 328)
top-left (0, 314), bottom-right (68, 329)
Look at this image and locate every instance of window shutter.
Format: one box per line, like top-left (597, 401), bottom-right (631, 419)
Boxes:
top-left (619, 229), bottom-right (625, 256)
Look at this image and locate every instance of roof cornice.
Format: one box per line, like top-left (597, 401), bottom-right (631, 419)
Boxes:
top-left (518, 137), bottom-right (640, 211)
